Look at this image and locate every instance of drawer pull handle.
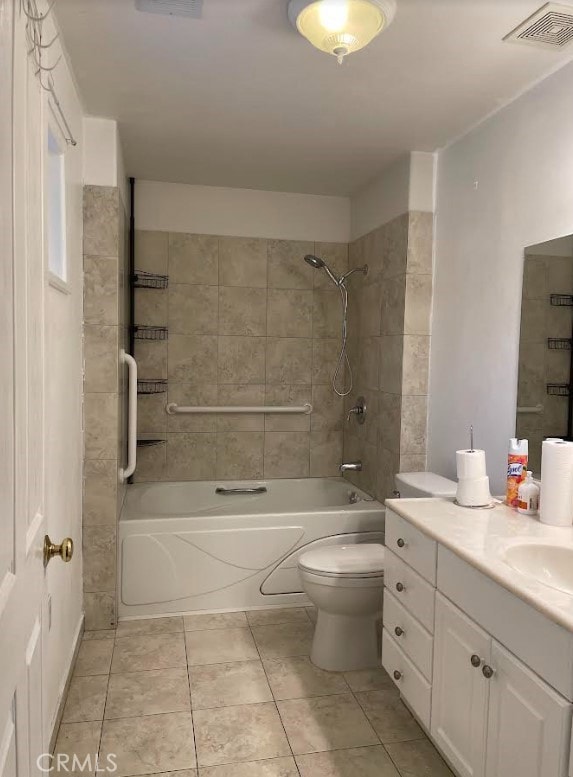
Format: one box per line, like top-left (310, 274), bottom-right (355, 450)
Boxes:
top-left (394, 626), bottom-right (404, 637)
top-left (470, 654), bottom-right (481, 668)
top-left (393, 670), bottom-right (402, 681)
top-left (482, 665), bottom-right (494, 679)
top-left (397, 538), bottom-right (406, 548)
top-left (395, 582), bottom-right (405, 592)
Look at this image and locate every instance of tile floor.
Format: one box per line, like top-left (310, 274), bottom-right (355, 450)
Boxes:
top-left (55, 607), bottom-right (453, 777)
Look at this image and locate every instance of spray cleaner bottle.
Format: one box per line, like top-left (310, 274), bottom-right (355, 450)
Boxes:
top-left (506, 438), bottom-right (528, 508)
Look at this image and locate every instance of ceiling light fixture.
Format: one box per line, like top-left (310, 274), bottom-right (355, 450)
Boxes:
top-left (288, 0), bottom-right (396, 64)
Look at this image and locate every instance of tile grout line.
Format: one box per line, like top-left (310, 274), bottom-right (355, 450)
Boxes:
top-left (183, 628), bottom-right (200, 774)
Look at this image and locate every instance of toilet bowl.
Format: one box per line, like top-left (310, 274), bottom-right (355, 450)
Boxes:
top-left (298, 544), bottom-right (385, 672)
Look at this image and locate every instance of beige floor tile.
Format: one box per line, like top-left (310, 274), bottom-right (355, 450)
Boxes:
top-left (106, 668), bottom-right (191, 718)
top-left (385, 739), bottom-right (454, 776)
top-left (145, 772), bottom-right (196, 777)
top-left (305, 607), bottom-right (317, 624)
top-left (190, 660), bottom-right (272, 709)
top-left (246, 608), bottom-right (310, 627)
top-left (100, 712), bottom-right (196, 776)
top-left (251, 623), bottom-right (314, 659)
top-left (277, 693), bottom-right (378, 754)
top-left (355, 690), bottom-right (424, 744)
top-left (183, 611), bottom-right (248, 631)
top-left (199, 757), bottom-right (298, 776)
top-left (62, 675), bottom-right (108, 723)
top-left (53, 721), bottom-right (102, 777)
top-left (194, 702), bottom-right (291, 767)
top-left (111, 633), bottom-right (187, 673)
top-left (185, 627), bottom-right (258, 666)
top-left (296, 745), bottom-right (400, 776)
top-left (263, 656), bottom-right (349, 700)
top-left (343, 667), bottom-right (395, 693)
top-left (116, 616), bottom-right (184, 638)
top-left (83, 629), bottom-right (115, 641)
top-left (74, 640), bottom-right (114, 676)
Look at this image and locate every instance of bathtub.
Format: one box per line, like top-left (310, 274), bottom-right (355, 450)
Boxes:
top-left (119, 477), bottom-right (385, 617)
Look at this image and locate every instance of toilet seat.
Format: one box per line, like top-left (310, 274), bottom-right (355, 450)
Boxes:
top-left (298, 544), bottom-right (385, 578)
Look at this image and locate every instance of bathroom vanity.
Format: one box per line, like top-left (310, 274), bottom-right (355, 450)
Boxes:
top-left (383, 497), bottom-right (573, 777)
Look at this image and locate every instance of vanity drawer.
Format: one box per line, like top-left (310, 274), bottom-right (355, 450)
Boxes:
top-left (384, 589), bottom-right (433, 681)
top-left (382, 628), bottom-right (431, 730)
top-left (386, 509), bottom-right (437, 585)
top-left (384, 548), bottom-right (435, 633)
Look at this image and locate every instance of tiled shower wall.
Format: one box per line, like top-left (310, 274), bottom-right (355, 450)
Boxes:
top-left (134, 233), bottom-right (347, 482)
top-left (82, 185), bottom-right (128, 630)
top-left (343, 212), bottom-right (433, 500)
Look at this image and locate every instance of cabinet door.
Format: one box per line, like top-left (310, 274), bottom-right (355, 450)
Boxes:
top-left (431, 593), bottom-right (490, 777)
top-left (485, 641), bottom-right (572, 777)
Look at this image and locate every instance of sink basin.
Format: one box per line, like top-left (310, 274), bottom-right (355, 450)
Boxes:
top-left (503, 544), bottom-right (573, 595)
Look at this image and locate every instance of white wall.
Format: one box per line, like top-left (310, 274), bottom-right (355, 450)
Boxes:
top-left (83, 116), bottom-right (128, 209)
top-left (135, 180), bottom-right (351, 243)
top-left (350, 151), bottom-right (436, 240)
top-left (428, 60), bottom-right (573, 493)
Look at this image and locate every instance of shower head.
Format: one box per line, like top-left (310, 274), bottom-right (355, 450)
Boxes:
top-left (304, 255), bottom-right (325, 269)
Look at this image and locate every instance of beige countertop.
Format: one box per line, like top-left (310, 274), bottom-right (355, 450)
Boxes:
top-left (385, 497), bottom-right (573, 633)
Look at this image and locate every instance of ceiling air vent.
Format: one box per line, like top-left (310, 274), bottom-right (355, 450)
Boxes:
top-left (504, 2), bottom-right (573, 49)
top-left (135, 0), bottom-right (203, 19)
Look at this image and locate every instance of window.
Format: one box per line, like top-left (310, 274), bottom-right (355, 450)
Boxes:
top-left (47, 124), bottom-right (67, 284)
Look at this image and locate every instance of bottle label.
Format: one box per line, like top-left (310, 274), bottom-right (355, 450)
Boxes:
top-left (508, 462), bottom-right (525, 478)
top-left (506, 455), bottom-right (528, 507)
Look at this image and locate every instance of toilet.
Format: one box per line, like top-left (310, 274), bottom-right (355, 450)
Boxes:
top-left (298, 471), bottom-right (457, 672)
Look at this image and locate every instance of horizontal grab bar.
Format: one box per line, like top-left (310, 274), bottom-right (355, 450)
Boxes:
top-left (166, 403), bottom-right (312, 415)
top-left (516, 404), bottom-right (544, 415)
top-left (215, 486), bottom-right (268, 495)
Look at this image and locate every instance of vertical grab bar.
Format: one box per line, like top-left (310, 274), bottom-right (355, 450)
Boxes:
top-left (119, 350), bottom-right (137, 482)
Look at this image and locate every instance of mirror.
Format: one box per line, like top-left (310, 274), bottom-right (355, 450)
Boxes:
top-left (517, 236), bottom-right (573, 475)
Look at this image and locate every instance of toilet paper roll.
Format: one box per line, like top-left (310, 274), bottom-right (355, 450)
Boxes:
top-left (456, 476), bottom-right (491, 507)
top-left (540, 440), bottom-right (573, 526)
top-left (456, 449), bottom-right (487, 480)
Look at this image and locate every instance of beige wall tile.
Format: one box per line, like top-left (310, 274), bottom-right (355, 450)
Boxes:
top-left (312, 339), bottom-right (342, 385)
top-left (84, 325), bottom-right (118, 393)
top-left (402, 336), bottom-right (430, 395)
top-left (380, 275), bottom-right (406, 336)
top-left (169, 233), bottom-right (218, 285)
top-left (359, 281), bottom-right (382, 337)
top-left (383, 214), bottom-right (409, 279)
top-left (132, 442), bottom-right (167, 483)
top-left (138, 393), bottom-right (167, 435)
top-left (83, 526), bottom-right (117, 593)
top-left (219, 287), bottom-right (267, 336)
top-left (264, 432), bottom-right (310, 478)
top-left (135, 288), bottom-right (168, 327)
top-left (268, 240), bottom-right (314, 289)
top-left (404, 274), bottom-right (432, 335)
top-left (379, 336), bottom-right (403, 395)
top-left (84, 592), bottom-right (116, 630)
top-left (312, 243), bottom-right (348, 289)
top-left (400, 453), bottom-right (427, 472)
top-left (168, 284), bottom-right (217, 335)
top-left (311, 385), bottom-right (343, 431)
top-left (218, 384), bottom-right (265, 431)
top-left (169, 335), bottom-right (218, 383)
top-left (265, 385), bottom-right (311, 432)
top-left (167, 383), bottom-right (219, 432)
top-left (84, 460), bottom-right (118, 526)
top-left (376, 447), bottom-right (400, 502)
top-left (84, 186), bottom-right (119, 256)
top-left (400, 395), bottom-right (428, 455)
top-left (267, 289), bottom-right (313, 338)
top-left (266, 338), bottom-right (312, 385)
top-left (135, 341), bottom-right (168, 379)
top-left (310, 431), bottom-right (342, 477)
top-left (166, 433), bottom-right (217, 480)
top-left (313, 290), bottom-right (342, 338)
top-left (379, 392), bottom-right (402, 454)
top-left (84, 257), bottom-right (119, 326)
top-left (135, 230), bottom-right (168, 274)
top-left (85, 393), bottom-right (118, 459)
top-left (219, 237), bottom-right (267, 287)
top-left (218, 336), bottom-right (265, 384)
top-left (407, 211), bottom-right (433, 275)
top-left (357, 337), bottom-right (380, 391)
top-left (216, 432), bottom-right (264, 479)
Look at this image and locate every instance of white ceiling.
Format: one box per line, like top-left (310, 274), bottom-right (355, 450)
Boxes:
top-left (55, 0), bottom-right (573, 196)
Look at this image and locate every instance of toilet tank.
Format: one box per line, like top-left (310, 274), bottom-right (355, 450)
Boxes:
top-left (394, 472), bottom-right (457, 499)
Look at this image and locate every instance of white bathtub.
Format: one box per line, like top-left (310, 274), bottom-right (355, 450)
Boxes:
top-left (119, 477), bottom-right (385, 617)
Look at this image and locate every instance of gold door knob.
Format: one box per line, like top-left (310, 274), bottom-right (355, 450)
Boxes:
top-left (43, 535), bottom-right (74, 567)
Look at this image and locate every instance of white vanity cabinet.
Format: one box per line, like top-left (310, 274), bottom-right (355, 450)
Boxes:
top-left (382, 508), bottom-right (573, 777)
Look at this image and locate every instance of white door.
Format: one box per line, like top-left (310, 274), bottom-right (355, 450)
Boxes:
top-left (485, 641), bottom-right (572, 777)
top-left (0, 5), bottom-right (58, 777)
top-left (431, 593), bottom-right (490, 777)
